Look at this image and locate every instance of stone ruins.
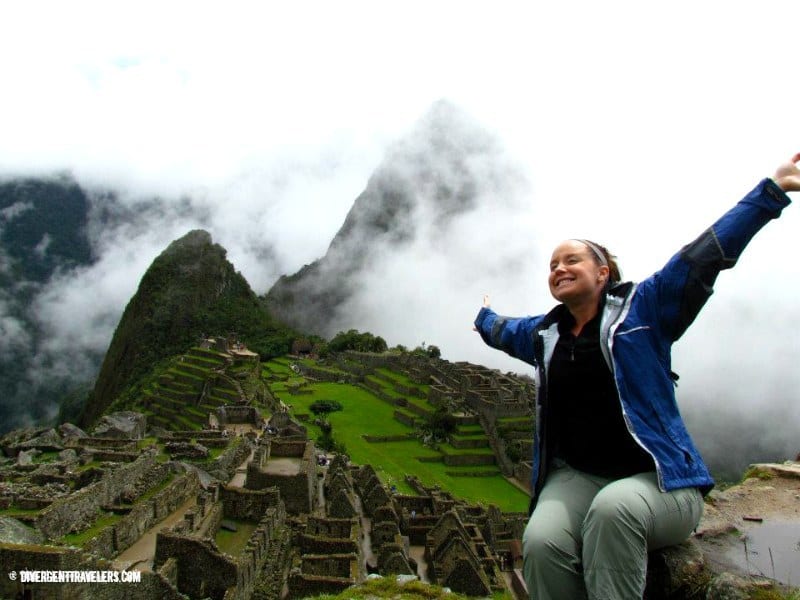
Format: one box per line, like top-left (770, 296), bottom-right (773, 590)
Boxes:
top-left (0, 339), bottom-right (538, 599)
top-left (2, 340), bottom-right (793, 599)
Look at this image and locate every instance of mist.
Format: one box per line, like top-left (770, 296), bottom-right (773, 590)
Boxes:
top-left (1, 2), bottom-right (798, 476)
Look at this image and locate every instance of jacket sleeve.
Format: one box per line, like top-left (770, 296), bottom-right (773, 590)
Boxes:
top-left (648, 178), bottom-right (791, 341)
top-left (474, 306), bottom-right (540, 366)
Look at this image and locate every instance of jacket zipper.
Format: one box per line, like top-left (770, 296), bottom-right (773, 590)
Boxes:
top-left (602, 286), bottom-right (666, 492)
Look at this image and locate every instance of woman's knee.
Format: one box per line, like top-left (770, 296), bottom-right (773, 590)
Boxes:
top-left (523, 512), bottom-right (581, 563)
top-left (583, 482), bottom-right (652, 539)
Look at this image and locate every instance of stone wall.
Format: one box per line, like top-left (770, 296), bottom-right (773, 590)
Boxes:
top-left (216, 405), bottom-right (261, 426)
top-left (268, 439), bottom-right (307, 458)
top-left (36, 450), bottom-right (158, 540)
top-left (0, 542), bottom-right (186, 599)
top-left (66, 437), bottom-right (137, 450)
top-left (442, 452), bottom-right (495, 467)
top-left (82, 471), bottom-right (200, 559)
top-left (206, 437), bottom-right (253, 481)
top-left (154, 532), bottom-right (239, 599)
top-left (245, 442), bottom-right (315, 515)
top-left (288, 551), bottom-right (360, 599)
top-left (298, 516), bottom-right (359, 554)
top-left (154, 492), bottom-right (286, 600)
top-left (221, 485), bottom-right (283, 521)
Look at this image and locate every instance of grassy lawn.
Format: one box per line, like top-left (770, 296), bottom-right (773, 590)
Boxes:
top-left (61, 511), bottom-right (121, 547)
top-left (215, 519), bottom-right (258, 556)
top-left (263, 366), bottom-right (529, 512)
top-left (375, 367), bottom-right (430, 393)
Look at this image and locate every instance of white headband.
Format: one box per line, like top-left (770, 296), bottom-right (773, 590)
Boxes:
top-left (573, 239), bottom-right (608, 267)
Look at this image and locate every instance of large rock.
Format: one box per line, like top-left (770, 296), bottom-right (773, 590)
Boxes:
top-left (165, 441), bottom-right (209, 459)
top-left (58, 422), bottom-right (87, 442)
top-left (92, 411), bottom-right (147, 439)
top-left (0, 516), bottom-right (44, 544)
top-left (15, 428), bottom-right (64, 451)
top-left (16, 449), bottom-right (40, 467)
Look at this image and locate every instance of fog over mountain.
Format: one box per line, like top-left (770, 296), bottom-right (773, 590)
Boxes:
top-left (0, 2), bottom-right (798, 478)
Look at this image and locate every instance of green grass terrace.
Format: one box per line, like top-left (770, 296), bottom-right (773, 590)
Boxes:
top-left (264, 359), bottom-right (529, 513)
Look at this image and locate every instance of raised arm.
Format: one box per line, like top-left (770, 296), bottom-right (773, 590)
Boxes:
top-left (474, 296), bottom-right (540, 366)
top-left (648, 153), bottom-right (796, 341)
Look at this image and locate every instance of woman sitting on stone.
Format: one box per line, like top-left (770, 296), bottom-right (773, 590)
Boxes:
top-left (474, 153), bottom-right (800, 599)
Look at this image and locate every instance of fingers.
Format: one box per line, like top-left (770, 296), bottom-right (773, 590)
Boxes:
top-left (483, 294), bottom-right (491, 307)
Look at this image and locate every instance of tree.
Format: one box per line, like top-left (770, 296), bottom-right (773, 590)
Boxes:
top-left (420, 407), bottom-right (458, 443)
top-left (309, 399), bottom-right (343, 417)
top-left (327, 329), bottom-right (388, 353)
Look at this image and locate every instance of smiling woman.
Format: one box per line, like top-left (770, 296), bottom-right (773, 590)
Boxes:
top-left (474, 153), bottom-right (800, 600)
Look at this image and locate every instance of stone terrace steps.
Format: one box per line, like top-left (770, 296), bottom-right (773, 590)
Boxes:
top-left (186, 347), bottom-right (230, 364)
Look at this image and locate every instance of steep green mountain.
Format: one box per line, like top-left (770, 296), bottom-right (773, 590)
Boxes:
top-left (264, 100), bottom-right (523, 336)
top-left (0, 175), bottom-right (95, 431)
top-left (80, 229), bottom-right (295, 426)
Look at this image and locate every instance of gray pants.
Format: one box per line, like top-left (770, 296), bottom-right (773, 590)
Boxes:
top-left (522, 463), bottom-right (704, 600)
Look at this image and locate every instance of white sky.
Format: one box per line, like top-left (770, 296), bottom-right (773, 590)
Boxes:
top-left (0, 1), bottom-right (798, 468)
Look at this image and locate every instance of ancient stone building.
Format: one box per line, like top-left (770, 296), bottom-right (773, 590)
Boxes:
top-left (244, 440), bottom-right (317, 515)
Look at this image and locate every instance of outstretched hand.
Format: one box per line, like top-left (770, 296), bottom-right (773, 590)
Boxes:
top-left (472, 295), bottom-right (491, 331)
top-left (773, 153), bottom-right (800, 192)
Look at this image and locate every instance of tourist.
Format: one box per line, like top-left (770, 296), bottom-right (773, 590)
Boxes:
top-left (473, 154), bottom-right (800, 599)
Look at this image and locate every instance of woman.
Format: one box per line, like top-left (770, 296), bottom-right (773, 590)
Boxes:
top-left (474, 154), bottom-right (800, 599)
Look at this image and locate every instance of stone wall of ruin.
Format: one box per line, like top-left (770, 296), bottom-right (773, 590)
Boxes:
top-left (0, 543), bottom-right (186, 599)
top-left (154, 494), bottom-right (286, 600)
top-left (221, 485), bottom-right (283, 522)
top-left (82, 471), bottom-right (200, 559)
top-left (288, 551), bottom-right (360, 599)
top-left (216, 405), bottom-right (260, 426)
top-left (154, 532), bottom-right (239, 599)
top-left (206, 437), bottom-right (252, 481)
top-left (268, 439), bottom-right (307, 458)
top-left (244, 468), bottom-right (313, 516)
top-left (245, 443), bottom-right (315, 515)
top-left (35, 450), bottom-right (159, 540)
top-left (442, 453), bottom-right (496, 467)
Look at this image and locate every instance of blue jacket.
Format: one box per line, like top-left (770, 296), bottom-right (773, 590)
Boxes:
top-left (475, 179), bottom-right (791, 507)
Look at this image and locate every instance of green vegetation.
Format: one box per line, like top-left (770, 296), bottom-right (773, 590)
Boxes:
top-left (742, 466), bottom-right (775, 482)
top-left (265, 359), bottom-right (529, 512)
top-left (419, 407), bottom-right (458, 443)
top-left (0, 506), bottom-right (41, 518)
top-left (749, 587), bottom-right (800, 600)
top-left (215, 520), bottom-right (258, 556)
top-left (61, 511), bottom-right (121, 547)
top-left (304, 575), bottom-right (512, 600)
top-left (322, 329), bottom-right (388, 355)
top-left (309, 399), bottom-right (344, 416)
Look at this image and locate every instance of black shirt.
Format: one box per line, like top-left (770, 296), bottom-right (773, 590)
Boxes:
top-left (547, 310), bottom-right (654, 478)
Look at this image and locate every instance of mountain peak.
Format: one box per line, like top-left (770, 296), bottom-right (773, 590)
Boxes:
top-left (265, 100), bottom-right (523, 336)
top-left (81, 230), bottom-right (291, 426)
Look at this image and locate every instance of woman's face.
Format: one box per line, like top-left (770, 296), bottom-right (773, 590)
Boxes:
top-left (548, 240), bottom-right (609, 305)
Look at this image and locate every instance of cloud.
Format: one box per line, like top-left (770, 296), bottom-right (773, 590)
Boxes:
top-left (1, 201), bottom-right (34, 221)
top-left (0, 299), bottom-right (32, 361)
